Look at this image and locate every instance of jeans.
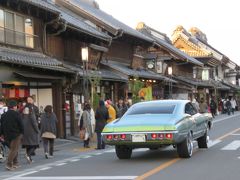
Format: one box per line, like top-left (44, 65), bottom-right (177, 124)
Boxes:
top-left (7, 135), bottom-right (22, 167)
top-left (96, 132), bottom-right (105, 149)
top-left (42, 138), bottom-right (54, 156)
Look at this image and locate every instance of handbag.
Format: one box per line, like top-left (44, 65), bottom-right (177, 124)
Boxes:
top-left (42, 132), bottom-right (56, 139)
top-left (79, 129), bottom-right (85, 140)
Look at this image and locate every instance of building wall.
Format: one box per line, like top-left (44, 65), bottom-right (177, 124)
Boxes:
top-left (30, 88), bottom-right (53, 108)
top-left (105, 41), bottom-right (133, 64)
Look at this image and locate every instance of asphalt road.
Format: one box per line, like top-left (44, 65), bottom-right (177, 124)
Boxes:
top-left (1, 112), bottom-right (240, 180)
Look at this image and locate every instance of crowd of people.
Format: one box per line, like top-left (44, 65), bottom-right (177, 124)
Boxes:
top-left (0, 97), bottom-right (57, 171)
top-left (191, 96), bottom-right (238, 117)
top-left (78, 98), bottom-right (131, 150)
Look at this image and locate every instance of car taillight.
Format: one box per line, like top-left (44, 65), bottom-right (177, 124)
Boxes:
top-left (158, 133), bottom-right (164, 139)
top-left (165, 133), bottom-right (173, 139)
top-left (120, 134), bottom-right (126, 139)
top-left (113, 135), bottom-right (119, 139)
top-left (106, 135), bottom-right (113, 140)
top-left (151, 133), bottom-right (157, 139)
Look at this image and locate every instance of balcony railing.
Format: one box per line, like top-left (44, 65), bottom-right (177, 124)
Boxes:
top-left (0, 26), bottom-right (40, 49)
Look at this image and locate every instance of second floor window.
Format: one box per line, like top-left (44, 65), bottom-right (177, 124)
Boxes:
top-left (0, 9), bottom-right (34, 48)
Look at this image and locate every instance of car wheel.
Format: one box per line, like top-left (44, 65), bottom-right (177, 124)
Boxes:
top-left (177, 133), bottom-right (193, 158)
top-left (197, 127), bottom-right (209, 148)
top-left (115, 145), bottom-right (132, 159)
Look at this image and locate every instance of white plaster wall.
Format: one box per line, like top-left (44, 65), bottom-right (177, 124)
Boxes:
top-left (30, 88), bottom-right (53, 108)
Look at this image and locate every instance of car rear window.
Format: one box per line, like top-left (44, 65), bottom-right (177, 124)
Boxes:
top-left (126, 104), bottom-right (176, 115)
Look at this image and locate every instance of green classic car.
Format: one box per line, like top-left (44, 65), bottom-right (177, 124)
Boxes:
top-left (102, 100), bottom-right (213, 159)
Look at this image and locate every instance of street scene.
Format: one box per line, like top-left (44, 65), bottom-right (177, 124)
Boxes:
top-left (1, 0), bottom-right (240, 179)
top-left (0, 112), bottom-right (240, 180)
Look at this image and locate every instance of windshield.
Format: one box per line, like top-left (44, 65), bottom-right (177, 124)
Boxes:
top-left (126, 104), bottom-right (176, 115)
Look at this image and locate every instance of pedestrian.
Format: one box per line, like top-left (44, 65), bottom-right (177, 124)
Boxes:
top-left (116, 98), bottom-right (128, 118)
top-left (21, 105), bottom-right (39, 163)
top-left (27, 96), bottom-right (40, 128)
top-left (199, 98), bottom-right (208, 113)
top-left (1, 100), bottom-right (24, 171)
top-left (210, 98), bottom-right (217, 118)
top-left (230, 97), bottom-right (237, 114)
top-left (225, 98), bottom-right (232, 115)
top-left (80, 103), bottom-right (93, 148)
top-left (192, 98), bottom-right (200, 112)
top-left (105, 100), bottom-right (116, 123)
top-left (0, 99), bottom-right (8, 137)
top-left (40, 105), bottom-right (57, 159)
top-left (95, 100), bottom-right (109, 150)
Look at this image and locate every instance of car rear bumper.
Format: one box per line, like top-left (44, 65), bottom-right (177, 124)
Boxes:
top-left (102, 131), bottom-right (183, 146)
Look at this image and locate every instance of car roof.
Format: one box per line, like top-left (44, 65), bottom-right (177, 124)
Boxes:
top-left (135, 99), bottom-right (190, 106)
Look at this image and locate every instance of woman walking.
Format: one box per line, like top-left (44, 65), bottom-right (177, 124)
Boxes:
top-left (40, 105), bottom-right (57, 159)
top-left (21, 105), bottom-right (39, 163)
top-left (80, 103), bottom-right (93, 148)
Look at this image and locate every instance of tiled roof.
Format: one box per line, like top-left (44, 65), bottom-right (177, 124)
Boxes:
top-left (138, 27), bottom-right (203, 66)
top-left (21, 0), bottom-right (111, 41)
top-left (59, 7), bottom-right (111, 41)
top-left (174, 76), bottom-right (230, 90)
top-left (222, 80), bottom-right (240, 90)
top-left (101, 60), bottom-right (177, 83)
top-left (63, 63), bottom-right (127, 82)
top-left (174, 76), bottom-right (213, 87)
top-left (21, 0), bottom-right (60, 13)
top-left (66, 0), bottom-right (153, 42)
top-left (0, 47), bottom-right (72, 73)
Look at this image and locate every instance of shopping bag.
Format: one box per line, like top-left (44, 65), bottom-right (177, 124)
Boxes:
top-left (79, 129), bottom-right (85, 140)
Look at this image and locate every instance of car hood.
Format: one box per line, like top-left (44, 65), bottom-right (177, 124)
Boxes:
top-left (103, 114), bottom-right (177, 133)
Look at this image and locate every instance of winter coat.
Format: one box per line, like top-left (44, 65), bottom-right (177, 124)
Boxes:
top-left (82, 110), bottom-right (93, 138)
top-left (95, 106), bottom-right (109, 133)
top-left (40, 113), bottom-right (57, 136)
top-left (22, 113), bottom-right (39, 146)
top-left (116, 104), bottom-right (128, 118)
top-left (107, 105), bottom-right (116, 123)
top-left (1, 109), bottom-right (24, 143)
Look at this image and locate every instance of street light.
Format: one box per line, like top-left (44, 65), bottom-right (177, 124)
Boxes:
top-left (168, 66), bottom-right (173, 99)
top-left (81, 47), bottom-right (89, 102)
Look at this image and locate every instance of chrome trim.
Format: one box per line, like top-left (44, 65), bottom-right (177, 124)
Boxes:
top-left (102, 131), bottom-right (178, 135)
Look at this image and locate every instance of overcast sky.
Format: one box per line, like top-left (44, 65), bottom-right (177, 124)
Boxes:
top-left (97, 0), bottom-right (240, 65)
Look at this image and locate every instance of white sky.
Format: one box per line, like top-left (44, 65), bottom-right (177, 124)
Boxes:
top-left (96, 0), bottom-right (240, 65)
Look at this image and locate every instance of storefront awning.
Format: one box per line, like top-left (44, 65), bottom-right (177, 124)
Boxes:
top-left (14, 72), bottom-right (65, 80)
top-left (101, 60), bottom-right (177, 83)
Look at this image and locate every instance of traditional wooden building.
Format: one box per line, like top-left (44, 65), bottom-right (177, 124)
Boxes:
top-left (136, 23), bottom-right (205, 100)
top-left (171, 25), bottom-right (239, 102)
top-left (56, 0), bottom-right (174, 104)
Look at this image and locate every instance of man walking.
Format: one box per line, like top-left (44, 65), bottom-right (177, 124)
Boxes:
top-left (1, 100), bottom-right (24, 170)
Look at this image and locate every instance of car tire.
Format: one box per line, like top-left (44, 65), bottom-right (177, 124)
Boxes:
top-left (197, 128), bottom-right (209, 148)
top-left (115, 145), bottom-right (132, 159)
top-left (177, 133), bottom-right (193, 158)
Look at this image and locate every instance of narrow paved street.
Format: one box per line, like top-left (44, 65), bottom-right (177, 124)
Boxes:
top-left (1, 112), bottom-right (240, 180)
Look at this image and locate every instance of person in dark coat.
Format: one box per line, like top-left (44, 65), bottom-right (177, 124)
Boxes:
top-left (116, 98), bottom-right (128, 118)
top-left (95, 100), bottom-right (109, 150)
top-left (210, 99), bottom-right (217, 118)
top-left (1, 100), bottom-right (24, 170)
top-left (40, 105), bottom-right (57, 159)
top-left (21, 105), bottom-right (39, 163)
